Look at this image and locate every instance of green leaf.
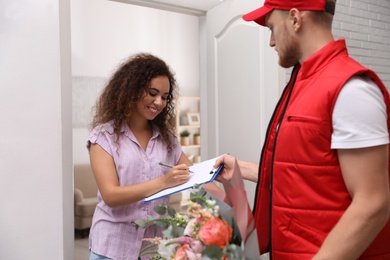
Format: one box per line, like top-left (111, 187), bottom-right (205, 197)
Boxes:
top-left (202, 245), bottom-right (223, 259)
top-left (154, 220), bottom-right (170, 229)
top-left (171, 223), bottom-right (184, 237)
top-left (223, 244), bottom-right (243, 260)
top-left (191, 184), bottom-right (207, 197)
top-left (167, 206), bottom-right (176, 217)
top-left (162, 225), bottom-right (175, 238)
top-left (154, 205), bottom-right (167, 215)
top-left (133, 220), bottom-right (147, 228)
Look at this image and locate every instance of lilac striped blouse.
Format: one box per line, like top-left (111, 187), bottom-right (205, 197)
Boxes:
top-left (87, 121), bottom-right (182, 260)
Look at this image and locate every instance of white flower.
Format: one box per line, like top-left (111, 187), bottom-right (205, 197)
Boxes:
top-left (175, 212), bottom-right (189, 221)
top-left (206, 199), bottom-right (216, 206)
top-left (184, 218), bottom-right (197, 236)
top-left (213, 205), bottom-right (220, 216)
top-left (158, 239), bottom-right (177, 259)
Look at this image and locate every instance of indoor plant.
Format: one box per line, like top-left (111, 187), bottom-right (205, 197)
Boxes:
top-left (180, 130), bottom-right (190, 146)
top-left (193, 132), bottom-right (200, 145)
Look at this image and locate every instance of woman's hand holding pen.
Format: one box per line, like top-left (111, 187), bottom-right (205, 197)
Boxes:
top-left (161, 163), bottom-right (191, 188)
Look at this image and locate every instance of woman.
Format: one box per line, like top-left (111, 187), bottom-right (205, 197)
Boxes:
top-left (87, 53), bottom-right (193, 260)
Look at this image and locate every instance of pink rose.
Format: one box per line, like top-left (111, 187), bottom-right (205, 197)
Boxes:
top-left (173, 236), bottom-right (205, 257)
top-left (198, 218), bottom-right (232, 249)
top-left (189, 240), bottom-right (205, 254)
top-left (173, 244), bottom-right (190, 260)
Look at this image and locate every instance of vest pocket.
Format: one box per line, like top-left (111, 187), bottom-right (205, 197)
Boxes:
top-left (287, 217), bottom-right (327, 248)
top-left (284, 114), bottom-right (328, 141)
top-left (286, 115), bottom-right (323, 124)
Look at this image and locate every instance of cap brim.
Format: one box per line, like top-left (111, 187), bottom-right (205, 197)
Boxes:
top-left (242, 6), bottom-right (273, 26)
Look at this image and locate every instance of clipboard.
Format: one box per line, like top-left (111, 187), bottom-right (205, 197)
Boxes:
top-left (143, 156), bottom-right (223, 203)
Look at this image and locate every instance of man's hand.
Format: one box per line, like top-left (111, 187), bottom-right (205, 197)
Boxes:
top-left (214, 154), bottom-right (237, 182)
top-left (214, 154), bottom-right (259, 183)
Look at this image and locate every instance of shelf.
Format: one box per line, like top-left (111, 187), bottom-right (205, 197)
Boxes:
top-left (181, 145), bottom-right (200, 148)
top-left (174, 96), bottom-right (202, 209)
top-left (178, 125), bottom-right (200, 128)
top-left (176, 96), bottom-right (201, 162)
top-left (179, 96), bottom-right (200, 100)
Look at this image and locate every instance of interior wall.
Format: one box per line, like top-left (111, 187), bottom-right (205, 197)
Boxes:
top-left (71, 0), bottom-right (201, 165)
top-left (0, 0), bottom-right (73, 259)
top-left (203, 0), bottom-right (281, 210)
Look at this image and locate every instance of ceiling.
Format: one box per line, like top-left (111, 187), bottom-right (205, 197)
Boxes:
top-left (111, 0), bottom-right (225, 16)
top-left (149, 0), bottom-right (224, 11)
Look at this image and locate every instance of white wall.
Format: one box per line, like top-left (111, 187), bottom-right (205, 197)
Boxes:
top-left (71, 0), bottom-right (201, 164)
top-left (0, 1), bottom-right (200, 257)
top-left (71, 0), bottom-right (200, 90)
top-left (0, 0), bottom-right (73, 259)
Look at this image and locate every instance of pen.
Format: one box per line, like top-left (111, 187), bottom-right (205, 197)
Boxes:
top-left (159, 162), bottom-right (194, 173)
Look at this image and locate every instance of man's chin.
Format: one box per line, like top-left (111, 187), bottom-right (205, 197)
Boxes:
top-left (278, 59), bottom-right (296, 69)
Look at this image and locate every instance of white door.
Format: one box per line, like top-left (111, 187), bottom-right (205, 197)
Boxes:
top-left (200, 0), bottom-right (284, 209)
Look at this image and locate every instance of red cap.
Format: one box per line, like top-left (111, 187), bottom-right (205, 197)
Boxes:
top-left (243, 0), bottom-right (335, 26)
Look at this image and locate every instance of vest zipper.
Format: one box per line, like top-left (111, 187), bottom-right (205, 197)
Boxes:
top-left (268, 65), bottom-right (299, 259)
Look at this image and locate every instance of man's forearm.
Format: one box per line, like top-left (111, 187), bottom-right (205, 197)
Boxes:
top-left (313, 199), bottom-right (389, 259)
top-left (237, 159), bottom-right (259, 183)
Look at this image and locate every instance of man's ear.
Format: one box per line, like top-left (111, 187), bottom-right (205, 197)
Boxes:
top-left (289, 8), bottom-right (302, 31)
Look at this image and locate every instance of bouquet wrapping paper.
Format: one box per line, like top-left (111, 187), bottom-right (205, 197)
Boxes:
top-left (206, 159), bottom-right (260, 259)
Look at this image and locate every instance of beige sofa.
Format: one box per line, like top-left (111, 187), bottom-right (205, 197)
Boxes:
top-left (74, 164), bottom-right (99, 236)
top-left (74, 164), bottom-right (183, 236)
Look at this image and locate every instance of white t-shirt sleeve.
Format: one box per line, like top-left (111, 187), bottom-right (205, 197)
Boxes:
top-left (331, 76), bottom-right (389, 149)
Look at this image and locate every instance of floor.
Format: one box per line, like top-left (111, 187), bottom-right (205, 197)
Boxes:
top-left (74, 231), bottom-right (90, 260)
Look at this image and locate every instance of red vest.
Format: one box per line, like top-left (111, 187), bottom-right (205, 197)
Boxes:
top-left (254, 40), bottom-right (390, 259)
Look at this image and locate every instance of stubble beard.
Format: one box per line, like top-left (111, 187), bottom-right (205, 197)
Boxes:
top-left (278, 27), bottom-right (301, 68)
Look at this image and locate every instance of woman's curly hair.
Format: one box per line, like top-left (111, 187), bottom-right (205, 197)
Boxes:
top-left (91, 53), bottom-right (178, 152)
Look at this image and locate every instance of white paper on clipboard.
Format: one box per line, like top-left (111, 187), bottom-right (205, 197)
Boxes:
top-left (143, 156), bottom-right (223, 203)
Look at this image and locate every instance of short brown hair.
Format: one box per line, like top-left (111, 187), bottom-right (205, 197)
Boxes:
top-left (307, 0), bottom-right (335, 28)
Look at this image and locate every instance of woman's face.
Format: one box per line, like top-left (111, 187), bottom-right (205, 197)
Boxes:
top-left (136, 76), bottom-right (170, 121)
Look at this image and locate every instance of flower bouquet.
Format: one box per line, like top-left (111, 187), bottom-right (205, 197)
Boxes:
top-left (135, 185), bottom-right (244, 259)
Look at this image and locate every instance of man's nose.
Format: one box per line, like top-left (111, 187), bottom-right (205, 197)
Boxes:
top-left (269, 37), bottom-right (275, 47)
